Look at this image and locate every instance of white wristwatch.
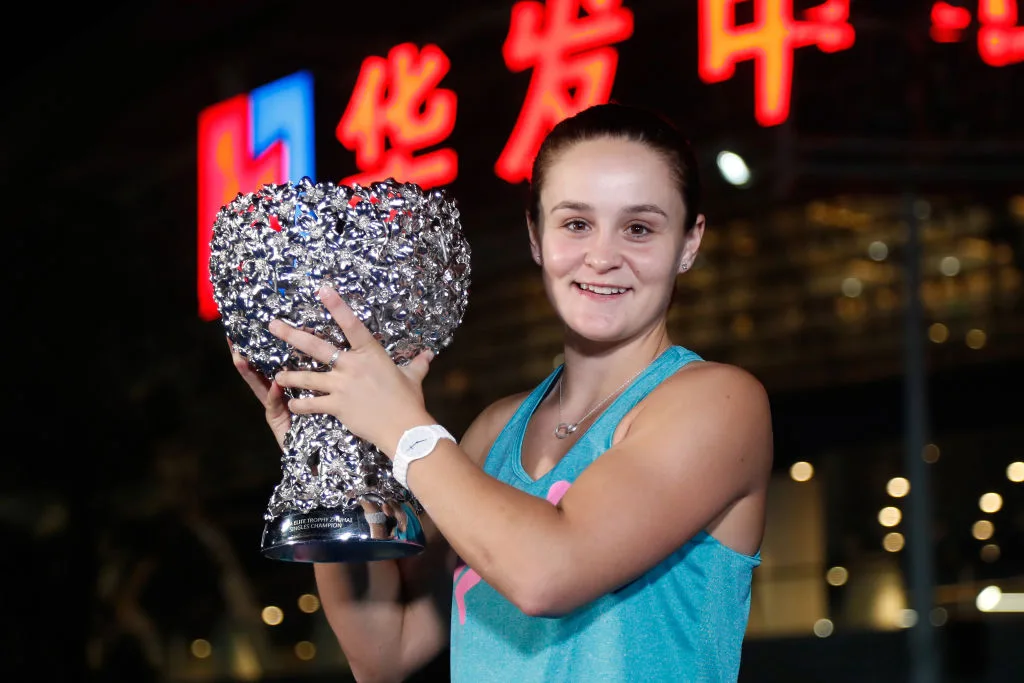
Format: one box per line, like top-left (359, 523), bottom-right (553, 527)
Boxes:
top-left (393, 424), bottom-right (455, 488)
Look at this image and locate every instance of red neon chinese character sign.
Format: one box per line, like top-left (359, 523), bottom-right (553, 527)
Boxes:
top-left (979, 0), bottom-right (1023, 65)
top-left (930, 1), bottom-right (1023, 65)
top-left (698, 0), bottom-right (855, 127)
top-left (931, 2), bottom-right (972, 42)
top-left (495, 0), bottom-right (634, 184)
top-left (336, 43), bottom-right (457, 189)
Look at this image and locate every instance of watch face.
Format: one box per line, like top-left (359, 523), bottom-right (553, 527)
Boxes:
top-left (404, 427), bottom-right (437, 459)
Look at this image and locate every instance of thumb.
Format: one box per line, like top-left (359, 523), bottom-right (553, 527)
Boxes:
top-left (405, 349), bottom-right (434, 384)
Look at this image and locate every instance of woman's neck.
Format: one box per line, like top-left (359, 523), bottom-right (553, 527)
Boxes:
top-left (557, 325), bottom-right (673, 418)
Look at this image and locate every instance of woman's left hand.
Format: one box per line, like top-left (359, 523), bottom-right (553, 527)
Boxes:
top-left (269, 286), bottom-right (434, 457)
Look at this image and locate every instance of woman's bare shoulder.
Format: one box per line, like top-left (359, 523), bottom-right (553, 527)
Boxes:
top-left (458, 391), bottom-right (532, 467)
top-left (664, 360), bottom-right (768, 403)
top-left (622, 359), bottom-right (772, 466)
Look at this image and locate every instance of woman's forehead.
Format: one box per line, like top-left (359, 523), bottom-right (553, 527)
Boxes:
top-left (541, 138), bottom-right (682, 214)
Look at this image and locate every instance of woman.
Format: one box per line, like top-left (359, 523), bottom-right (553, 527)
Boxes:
top-left (231, 103), bottom-right (773, 682)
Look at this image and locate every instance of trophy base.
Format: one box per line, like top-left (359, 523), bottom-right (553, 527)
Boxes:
top-left (261, 503), bottom-right (426, 563)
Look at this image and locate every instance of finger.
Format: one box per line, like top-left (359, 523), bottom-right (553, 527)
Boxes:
top-left (403, 349), bottom-right (434, 384)
top-left (268, 319), bottom-right (340, 365)
top-left (229, 341), bottom-right (271, 402)
top-left (287, 394), bottom-right (335, 416)
top-left (275, 370), bottom-right (335, 394)
top-left (238, 365), bottom-right (271, 403)
top-left (265, 380), bottom-right (290, 415)
top-left (319, 286), bottom-right (378, 350)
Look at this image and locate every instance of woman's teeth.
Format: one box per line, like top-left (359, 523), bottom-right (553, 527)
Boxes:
top-left (578, 283), bottom-right (627, 295)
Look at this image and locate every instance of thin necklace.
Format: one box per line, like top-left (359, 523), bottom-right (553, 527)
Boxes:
top-left (554, 355), bottom-right (658, 439)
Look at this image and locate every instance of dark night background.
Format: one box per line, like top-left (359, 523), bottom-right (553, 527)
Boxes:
top-left (3, 1), bottom-right (1022, 681)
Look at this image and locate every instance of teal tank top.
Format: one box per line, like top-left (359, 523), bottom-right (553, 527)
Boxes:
top-left (450, 346), bottom-right (760, 682)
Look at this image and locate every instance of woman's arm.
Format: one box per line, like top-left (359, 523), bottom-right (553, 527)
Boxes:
top-left (400, 363), bottom-right (772, 617)
top-left (313, 392), bottom-right (526, 681)
top-left (271, 289), bottom-right (773, 618)
top-left (313, 523), bottom-right (448, 683)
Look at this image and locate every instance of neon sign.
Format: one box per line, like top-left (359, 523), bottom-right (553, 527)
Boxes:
top-left (336, 42), bottom-right (458, 189)
top-left (196, 71), bottom-right (315, 321)
top-left (197, 2), bottom-right (1020, 318)
top-left (932, 1), bottom-right (1024, 65)
top-left (931, 2), bottom-right (973, 42)
top-left (494, 0), bottom-right (634, 183)
top-left (697, 0), bottom-right (856, 128)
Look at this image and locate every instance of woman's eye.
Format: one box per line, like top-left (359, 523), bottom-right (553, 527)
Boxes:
top-left (626, 223), bottom-right (650, 236)
top-left (565, 219), bottom-right (589, 232)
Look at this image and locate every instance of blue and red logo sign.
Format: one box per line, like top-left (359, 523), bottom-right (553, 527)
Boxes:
top-left (197, 71), bottom-right (315, 320)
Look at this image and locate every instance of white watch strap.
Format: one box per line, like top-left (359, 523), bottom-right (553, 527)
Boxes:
top-left (393, 424), bottom-right (455, 488)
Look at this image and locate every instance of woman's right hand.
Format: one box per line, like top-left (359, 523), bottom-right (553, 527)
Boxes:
top-left (227, 337), bottom-right (291, 450)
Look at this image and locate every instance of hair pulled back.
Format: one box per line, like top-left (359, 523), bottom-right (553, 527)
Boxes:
top-left (527, 103), bottom-right (702, 231)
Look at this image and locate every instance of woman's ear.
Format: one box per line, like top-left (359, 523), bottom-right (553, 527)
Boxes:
top-left (527, 213), bottom-right (542, 266)
top-left (678, 213), bottom-right (706, 274)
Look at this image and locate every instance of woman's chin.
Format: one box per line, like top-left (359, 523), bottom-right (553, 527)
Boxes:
top-left (562, 320), bottom-right (629, 345)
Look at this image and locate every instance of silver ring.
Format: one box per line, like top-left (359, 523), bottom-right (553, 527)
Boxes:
top-left (326, 348), bottom-right (342, 370)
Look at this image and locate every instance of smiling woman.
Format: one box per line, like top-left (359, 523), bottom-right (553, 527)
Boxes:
top-left (233, 103), bottom-right (773, 682)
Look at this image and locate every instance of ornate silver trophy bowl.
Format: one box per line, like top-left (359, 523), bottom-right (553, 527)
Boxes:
top-left (208, 177), bottom-right (470, 562)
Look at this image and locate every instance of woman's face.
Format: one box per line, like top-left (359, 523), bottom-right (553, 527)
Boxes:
top-left (530, 137), bottom-right (703, 345)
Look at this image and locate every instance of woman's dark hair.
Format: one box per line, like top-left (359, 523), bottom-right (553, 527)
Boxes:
top-left (527, 103), bottom-right (702, 231)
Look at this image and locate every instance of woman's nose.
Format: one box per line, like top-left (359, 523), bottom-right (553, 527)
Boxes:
top-left (583, 235), bottom-right (622, 271)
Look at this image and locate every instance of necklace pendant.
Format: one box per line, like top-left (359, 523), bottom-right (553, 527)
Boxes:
top-left (554, 422), bottom-right (577, 439)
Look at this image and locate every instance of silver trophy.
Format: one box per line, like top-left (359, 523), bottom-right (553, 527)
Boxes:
top-left (209, 177), bottom-right (470, 562)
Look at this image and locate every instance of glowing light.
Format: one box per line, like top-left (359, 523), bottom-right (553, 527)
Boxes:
top-left (940, 255), bottom-right (961, 276)
top-left (981, 544), bottom-right (1001, 563)
top-left (978, 590), bottom-right (1024, 612)
top-left (1008, 461), bottom-right (1024, 482)
top-left (337, 43), bottom-right (457, 189)
top-left (294, 641), bottom-right (317, 660)
top-left (979, 492), bottom-right (1003, 514)
top-left (868, 240), bottom-right (888, 261)
top-left (261, 606), bottom-right (284, 626)
top-left (698, 0), bottom-right (856, 126)
top-left (826, 566), bottom-right (849, 586)
top-left (966, 328), bottom-right (987, 349)
top-left (931, 1), bottom-right (972, 42)
top-left (717, 151), bottom-right (752, 186)
top-left (922, 443), bottom-right (940, 464)
top-left (930, 2), bottom-right (1023, 67)
top-left (972, 520), bottom-right (995, 541)
top-left (928, 323), bottom-right (949, 343)
top-left (883, 532), bottom-right (905, 552)
top-left (898, 609), bottom-right (918, 628)
top-left (298, 594), bottom-right (321, 614)
top-left (790, 461), bottom-right (814, 482)
top-left (842, 277), bottom-right (863, 297)
top-left (886, 477), bottom-right (910, 498)
top-left (197, 71), bottom-right (315, 321)
top-left (878, 506), bottom-right (902, 527)
top-left (1010, 195), bottom-right (1024, 221)
top-left (191, 639), bottom-right (212, 659)
top-left (813, 618), bottom-right (834, 637)
top-left (978, 0), bottom-right (1024, 67)
top-left (977, 585), bottom-right (1002, 611)
top-left (495, 0), bottom-right (634, 183)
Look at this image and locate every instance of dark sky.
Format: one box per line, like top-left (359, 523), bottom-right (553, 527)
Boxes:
top-left (3, 1), bottom-right (1022, 678)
